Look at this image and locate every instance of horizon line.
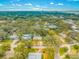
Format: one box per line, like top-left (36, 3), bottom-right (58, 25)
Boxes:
top-left (0, 10), bottom-right (79, 12)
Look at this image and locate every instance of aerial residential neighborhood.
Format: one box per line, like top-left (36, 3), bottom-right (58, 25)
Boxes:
top-left (0, 0), bottom-right (79, 59)
top-left (0, 11), bottom-right (79, 59)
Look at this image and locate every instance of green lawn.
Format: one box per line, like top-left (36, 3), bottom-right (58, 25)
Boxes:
top-left (59, 47), bottom-right (68, 56)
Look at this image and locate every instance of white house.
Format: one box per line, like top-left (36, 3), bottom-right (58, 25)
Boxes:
top-left (59, 32), bottom-right (67, 38)
top-left (71, 25), bottom-right (77, 30)
top-left (63, 19), bottom-right (74, 25)
top-left (9, 34), bottom-right (18, 40)
top-left (22, 34), bottom-right (32, 40)
top-left (44, 22), bottom-right (58, 29)
top-left (28, 53), bottom-right (42, 59)
top-left (33, 35), bottom-right (42, 40)
top-left (60, 16), bottom-right (64, 18)
top-left (74, 29), bottom-right (79, 32)
top-left (48, 24), bottom-right (57, 29)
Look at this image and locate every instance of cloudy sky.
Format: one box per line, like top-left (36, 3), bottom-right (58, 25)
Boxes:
top-left (0, 0), bottom-right (79, 11)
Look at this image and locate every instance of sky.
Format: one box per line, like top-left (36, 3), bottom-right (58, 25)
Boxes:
top-left (0, 0), bottom-right (79, 11)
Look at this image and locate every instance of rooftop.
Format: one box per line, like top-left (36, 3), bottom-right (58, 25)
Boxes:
top-left (28, 53), bottom-right (42, 59)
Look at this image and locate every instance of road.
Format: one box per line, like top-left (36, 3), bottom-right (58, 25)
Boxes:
top-left (2, 40), bottom-right (19, 59)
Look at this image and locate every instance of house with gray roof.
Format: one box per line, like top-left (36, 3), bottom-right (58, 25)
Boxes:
top-left (0, 36), bottom-right (4, 41)
top-left (28, 53), bottom-right (42, 59)
top-left (22, 34), bottom-right (32, 40)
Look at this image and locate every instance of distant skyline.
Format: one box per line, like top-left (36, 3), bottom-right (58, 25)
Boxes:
top-left (0, 0), bottom-right (79, 11)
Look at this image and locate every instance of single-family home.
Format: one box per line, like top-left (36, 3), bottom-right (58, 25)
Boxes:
top-left (22, 34), bottom-right (32, 40)
top-left (9, 34), bottom-right (18, 40)
top-left (33, 35), bottom-right (42, 40)
top-left (28, 53), bottom-right (42, 59)
top-left (64, 19), bottom-right (74, 25)
top-left (44, 22), bottom-right (58, 29)
top-left (48, 24), bottom-right (58, 29)
top-left (0, 36), bottom-right (4, 41)
top-left (59, 32), bottom-right (67, 38)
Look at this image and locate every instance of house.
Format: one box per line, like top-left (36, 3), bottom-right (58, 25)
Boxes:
top-left (9, 34), bottom-right (18, 40)
top-left (48, 24), bottom-right (58, 29)
top-left (52, 16), bottom-right (58, 18)
top-left (59, 32), bottom-right (67, 38)
top-left (71, 25), bottom-right (77, 30)
top-left (28, 53), bottom-right (42, 59)
top-left (59, 16), bottom-right (64, 18)
top-left (0, 36), bottom-right (4, 41)
top-left (0, 20), bottom-right (6, 23)
top-left (33, 35), bottom-right (42, 40)
top-left (44, 22), bottom-right (58, 29)
top-left (63, 19), bottom-right (74, 25)
top-left (69, 32), bottom-right (77, 39)
top-left (74, 29), bottom-right (79, 32)
top-left (22, 34), bottom-right (32, 40)
top-left (0, 44), bottom-right (2, 46)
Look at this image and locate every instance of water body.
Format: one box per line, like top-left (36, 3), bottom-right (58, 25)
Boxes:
top-left (0, 11), bottom-right (77, 17)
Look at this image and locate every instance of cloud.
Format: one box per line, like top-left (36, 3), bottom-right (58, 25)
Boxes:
top-left (25, 3), bottom-right (32, 6)
top-left (12, 4), bottom-right (22, 6)
top-left (8, 9), bottom-right (22, 11)
top-left (50, 2), bottom-right (64, 6)
top-left (32, 8), bottom-right (40, 10)
top-left (32, 7), bottom-right (42, 11)
top-left (16, 4), bottom-right (22, 6)
top-left (50, 2), bottom-right (54, 5)
top-left (57, 3), bottom-right (64, 6)
top-left (11, 3), bottom-right (33, 7)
